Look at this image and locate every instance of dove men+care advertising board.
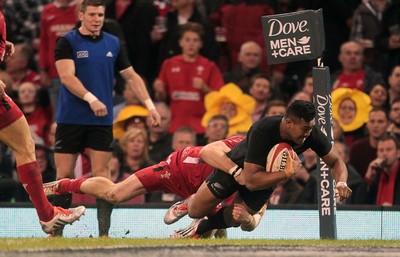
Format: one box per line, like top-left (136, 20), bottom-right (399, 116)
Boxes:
top-left (262, 9), bottom-right (339, 240)
top-left (261, 9), bottom-right (325, 65)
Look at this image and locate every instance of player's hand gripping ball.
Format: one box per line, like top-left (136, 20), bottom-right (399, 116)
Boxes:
top-left (266, 143), bottom-right (301, 177)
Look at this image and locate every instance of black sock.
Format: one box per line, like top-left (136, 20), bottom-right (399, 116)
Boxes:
top-left (196, 207), bottom-right (228, 235)
top-left (96, 198), bottom-right (114, 237)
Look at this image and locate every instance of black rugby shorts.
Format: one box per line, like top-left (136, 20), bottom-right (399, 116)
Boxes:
top-left (54, 124), bottom-right (113, 153)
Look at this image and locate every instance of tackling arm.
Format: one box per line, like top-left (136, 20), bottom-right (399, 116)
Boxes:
top-left (200, 140), bottom-right (244, 183)
top-left (199, 140), bottom-right (235, 172)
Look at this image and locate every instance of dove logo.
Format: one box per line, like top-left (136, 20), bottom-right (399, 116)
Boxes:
top-left (315, 94), bottom-right (333, 142)
top-left (297, 36), bottom-right (310, 44)
top-left (268, 19), bottom-right (308, 37)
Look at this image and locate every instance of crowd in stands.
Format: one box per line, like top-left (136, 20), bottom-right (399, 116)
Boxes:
top-left (1, 0), bottom-right (400, 207)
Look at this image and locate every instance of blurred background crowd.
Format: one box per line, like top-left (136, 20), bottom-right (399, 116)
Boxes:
top-left (1, 0), bottom-right (400, 207)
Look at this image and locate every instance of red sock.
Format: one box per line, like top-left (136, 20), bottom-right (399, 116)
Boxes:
top-left (17, 161), bottom-right (54, 222)
top-left (58, 178), bottom-right (86, 194)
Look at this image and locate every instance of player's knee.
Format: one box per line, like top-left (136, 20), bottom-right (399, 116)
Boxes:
top-left (104, 190), bottom-right (122, 204)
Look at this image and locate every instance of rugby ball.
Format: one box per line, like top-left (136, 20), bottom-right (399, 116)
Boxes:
top-left (266, 143), bottom-right (297, 173)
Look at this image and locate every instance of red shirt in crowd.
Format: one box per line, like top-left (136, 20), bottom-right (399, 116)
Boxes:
top-left (158, 55), bottom-right (224, 134)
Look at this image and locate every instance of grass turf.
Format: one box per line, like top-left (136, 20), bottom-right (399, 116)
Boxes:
top-left (1, 238), bottom-right (400, 252)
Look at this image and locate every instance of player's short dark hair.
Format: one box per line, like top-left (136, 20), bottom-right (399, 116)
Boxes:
top-left (285, 100), bottom-right (315, 122)
top-left (80, 0), bottom-right (106, 12)
top-left (178, 22), bottom-right (205, 42)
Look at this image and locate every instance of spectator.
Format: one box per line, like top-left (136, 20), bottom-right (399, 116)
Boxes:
top-left (263, 99), bottom-right (287, 117)
top-left (113, 84), bottom-right (141, 120)
top-left (51, 0), bottom-right (160, 237)
top-left (355, 134), bottom-right (400, 205)
top-left (5, 43), bottom-right (40, 90)
top-left (332, 117), bottom-right (345, 142)
top-left (201, 83), bottom-right (255, 136)
top-left (350, 0), bottom-right (390, 74)
top-left (147, 102), bottom-right (173, 163)
top-left (331, 40), bottom-right (384, 93)
top-left (39, 0), bottom-right (78, 113)
top-left (301, 72), bottom-right (313, 96)
top-left (332, 88), bottom-right (372, 147)
top-left (209, 1), bottom-right (285, 81)
top-left (154, 22), bottom-right (223, 135)
top-left (387, 65), bottom-right (400, 103)
top-left (369, 83), bottom-right (389, 109)
top-left (288, 90), bottom-right (312, 105)
top-left (171, 126), bottom-right (197, 150)
top-left (152, 0), bottom-right (219, 74)
top-left (113, 105), bottom-right (148, 141)
top-left (119, 128), bottom-right (155, 174)
top-left (223, 41), bottom-right (263, 94)
top-left (198, 114), bottom-right (229, 146)
top-left (387, 97), bottom-right (400, 142)
top-left (349, 107), bottom-right (390, 178)
top-left (249, 73), bottom-right (273, 122)
top-left (17, 82), bottom-right (53, 146)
